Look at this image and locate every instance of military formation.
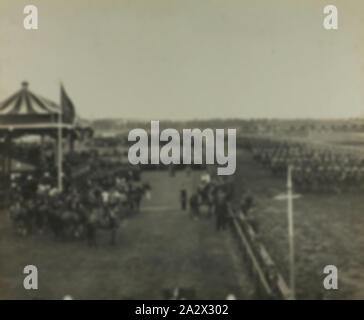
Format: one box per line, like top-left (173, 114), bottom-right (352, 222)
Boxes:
top-left (8, 151), bottom-right (150, 246)
top-left (243, 137), bottom-right (364, 193)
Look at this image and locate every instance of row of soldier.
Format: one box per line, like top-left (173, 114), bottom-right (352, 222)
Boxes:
top-left (245, 137), bottom-right (364, 193)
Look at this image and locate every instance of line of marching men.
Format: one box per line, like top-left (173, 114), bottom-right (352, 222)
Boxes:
top-left (244, 137), bottom-right (364, 193)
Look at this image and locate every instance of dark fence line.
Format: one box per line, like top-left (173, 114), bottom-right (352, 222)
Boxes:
top-left (230, 209), bottom-right (291, 300)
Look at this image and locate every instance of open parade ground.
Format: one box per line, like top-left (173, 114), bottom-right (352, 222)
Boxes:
top-left (1, 145), bottom-right (364, 299)
top-left (0, 169), bottom-right (255, 300)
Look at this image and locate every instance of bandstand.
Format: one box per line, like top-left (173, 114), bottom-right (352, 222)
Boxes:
top-left (0, 81), bottom-right (91, 195)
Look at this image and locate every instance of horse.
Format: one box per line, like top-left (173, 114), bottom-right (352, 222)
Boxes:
top-left (85, 203), bottom-right (127, 246)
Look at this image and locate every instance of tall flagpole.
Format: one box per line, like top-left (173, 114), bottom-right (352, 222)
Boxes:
top-left (287, 164), bottom-right (295, 299)
top-left (57, 106), bottom-right (63, 192)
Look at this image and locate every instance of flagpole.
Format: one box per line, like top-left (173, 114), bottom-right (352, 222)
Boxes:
top-left (57, 107), bottom-right (63, 192)
top-left (287, 164), bottom-right (295, 299)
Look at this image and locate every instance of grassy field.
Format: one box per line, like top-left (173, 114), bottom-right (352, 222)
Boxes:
top-left (233, 148), bottom-right (364, 299)
top-left (0, 170), bottom-right (254, 300)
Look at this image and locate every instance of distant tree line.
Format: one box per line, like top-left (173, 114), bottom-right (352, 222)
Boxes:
top-left (91, 118), bottom-right (364, 135)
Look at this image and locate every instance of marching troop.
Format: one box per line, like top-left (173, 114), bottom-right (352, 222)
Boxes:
top-left (244, 137), bottom-right (364, 193)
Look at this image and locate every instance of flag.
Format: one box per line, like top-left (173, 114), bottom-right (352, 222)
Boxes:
top-left (60, 84), bottom-right (76, 124)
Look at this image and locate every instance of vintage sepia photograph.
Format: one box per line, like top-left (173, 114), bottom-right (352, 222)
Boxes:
top-left (1, 0), bottom-right (364, 301)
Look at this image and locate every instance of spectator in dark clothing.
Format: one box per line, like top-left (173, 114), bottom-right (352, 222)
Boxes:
top-left (180, 187), bottom-right (187, 211)
top-left (215, 189), bottom-right (229, 231)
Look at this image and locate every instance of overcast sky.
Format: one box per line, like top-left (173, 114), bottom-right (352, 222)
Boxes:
top-left (0, 0), bottom-right (364, 120)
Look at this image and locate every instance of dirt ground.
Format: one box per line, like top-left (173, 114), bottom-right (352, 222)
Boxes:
top-left (0, 170), bottom-right (255, 300)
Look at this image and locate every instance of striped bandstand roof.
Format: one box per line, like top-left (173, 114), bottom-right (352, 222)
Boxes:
top-left (0, 81), bottom-right (60, 116)
top-left (0, 81), bottom-right (72, 131)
